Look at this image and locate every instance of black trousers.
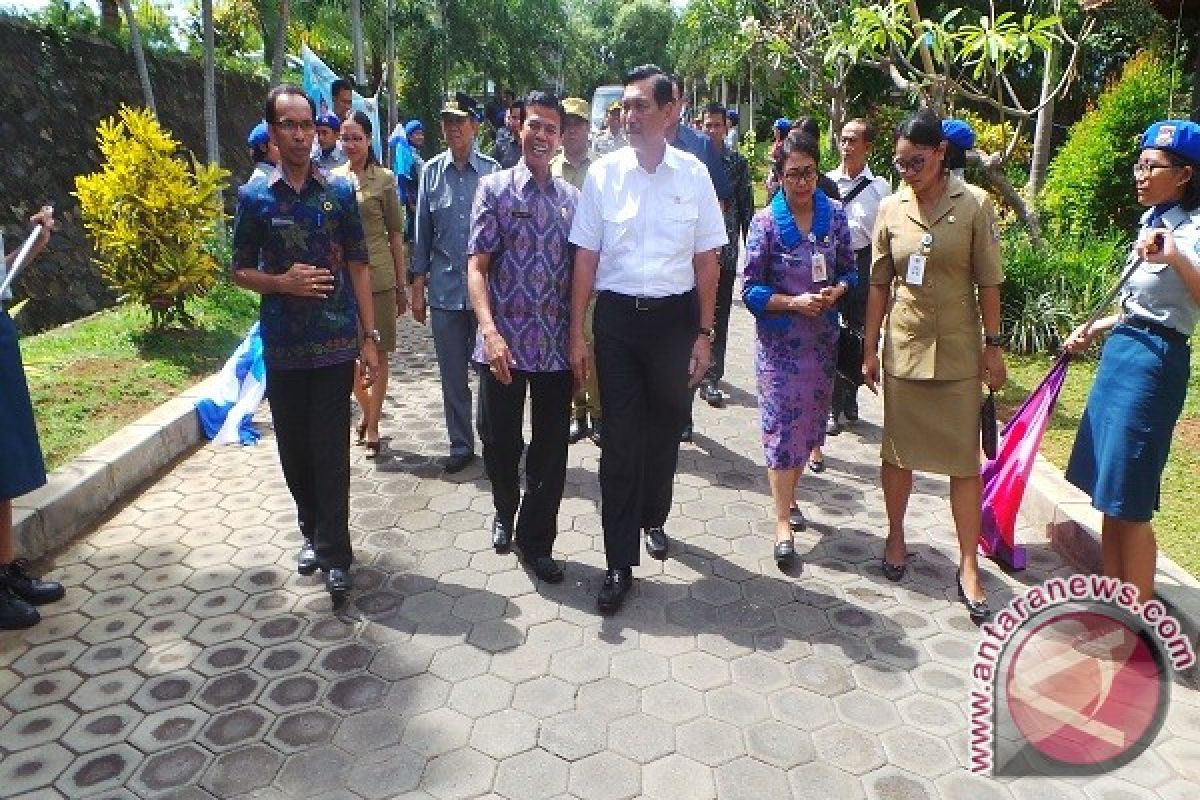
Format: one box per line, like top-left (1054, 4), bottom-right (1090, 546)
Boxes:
top-left (833, 247), bottom-right (871, 416)
top-left (705, 266), bottom-right (738, 385)
top-left (476, 366), bottom-right (573, 558)
top-left (594, 290), bottom-right (698, 570)
top-left (266, 361), bottom-right (356, 570)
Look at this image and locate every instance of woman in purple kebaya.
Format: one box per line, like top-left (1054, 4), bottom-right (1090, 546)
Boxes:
top-left (743, 131), bottom-right (856, 568)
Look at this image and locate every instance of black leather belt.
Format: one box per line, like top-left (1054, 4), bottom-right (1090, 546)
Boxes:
top-left (600, 289), bottom-right (694, 311)
top-left (1124, 316), bottom-right (1189, 345)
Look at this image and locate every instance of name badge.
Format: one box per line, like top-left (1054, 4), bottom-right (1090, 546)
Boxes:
top-left (906, 254), bottom-right (927, 285)
top-left (512, 209), bottom-right (532, 219)
top-left (270, 216), bottom-right (295, 227)
top-left (811, 252), bottom-right (828, 283)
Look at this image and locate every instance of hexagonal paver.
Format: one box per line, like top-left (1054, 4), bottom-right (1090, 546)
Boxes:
top-left (130, 743), bottom-right (212, 795)
top-left (671, 651), bottom-right (731, 691)
top-left (266, 707), bottom-right (340, 753)
top-left (513, 675), bottom-right (576, 717)
top-left (569, 751), bottom-right (642, 800)
top-left (423, 747), bottom-right (497, 799)
top-left (200, 706), bottom-right (270, 751)
top-left (324, 672), bottom-right (389, 713)
top-left (745, 720), bottom-right (816, 768)
top-left (539, 709), bottom-right (609, 760)
top-left (705, 685), bottom-right (771, 726)
top-left (128, 705), bottom-right (210, 753)
top-left (880, 727), bottom-right (957, 778)
top-left (714, 756), bottom-right (791, 800)
top-left (55, 743), bottom-right (141, 795)
top-left (471, 708), bottom-right (538, 759)
top-left (641, 680), bottom-right (706, 724)
top-left (493, 747), bottom-right (569, 800)
top-left (195, 669), bottom-right (265, 712)
top-left (345, 745), bottom-right (427, 799)
top-left (675, 717), bottom-right (745, 766)
top-left (448, 673), bottom-right (515, 718)
top-left (812, 723), bottom-right (887, 775)
top-left (0, 742), bottom-right (74, 794)
top-left (834, 689), bottom-right (902, 731)
top-left (643, 753), bottom-right (715, 800)
top-left (607, 712), bottom-right (675, 765)
top-left (401, 708), bottom-right (472, 758)
top-left (275, 744), bottom-right (352, 796)
top-left (61, 706), bottom-right (143, 753)
top-left (788, 762), bottom-right (867, 799)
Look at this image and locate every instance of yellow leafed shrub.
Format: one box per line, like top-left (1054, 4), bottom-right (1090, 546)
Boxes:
top-left (74, 106), bottom-right (230, 328)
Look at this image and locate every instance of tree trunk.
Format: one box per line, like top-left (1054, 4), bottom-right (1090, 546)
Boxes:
top-left (386, 0), bottom-right (396, 135)
top-left (1027, 40), bottom-right (1059, 194)
top-left (119, 0), bottom-right (156, 115)
top-left (269, 0), bottom-right (289, 86)
top-left (352, 0), bottom-right (366, 86)
top-left (99, 0), bottom-right (120, 32)
top-left (202, 0), bottom-right (219, 167)
top-left (973, 151), bottom-right (1043, 248)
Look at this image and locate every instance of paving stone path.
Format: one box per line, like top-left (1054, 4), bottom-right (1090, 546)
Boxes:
top-left (2, 307), bottom-right (1198, 799)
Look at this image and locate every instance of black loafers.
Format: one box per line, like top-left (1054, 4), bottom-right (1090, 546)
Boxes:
top-left (774, 538), bottom-right (796, 566)
top-left (597, 568), bottom-right (632, 613)
top-left (492, 518), bottom-right (514, 554)
top-left (441, 452), bottom-right (476, 474)
top-left (3, 560), bottom-right (65, 605)
top-left (588, 419), bottom-right (603, 447)
top-left (680, 423), bottom-right (693, 443)
top-left (568, 416), bottom-right (590, 445)
top-left (524, 555), bottom-right (564, 584)
top-left (326, 568), bottom-right (352, 600)
top-left (296, 539), bottom-right (318, 576)
top-left (644, 527), bottom-right (669, 561)
top-left (0, 587), bottom-right (39, 630)
top-left (881, 557), bottom-right (907, 582)
top-left (788, 507), bottom-right (807, 532)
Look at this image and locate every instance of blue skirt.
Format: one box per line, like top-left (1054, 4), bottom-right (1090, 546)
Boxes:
top-left (1066, 323), bottom-right (1190, 522)
top-left (0, 310), bottom-right (46, 500)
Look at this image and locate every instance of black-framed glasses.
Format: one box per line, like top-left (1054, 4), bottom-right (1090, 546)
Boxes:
top-left (1132, 162), bottom-right (1180, 179)
top-left (892, 154), bottom-right (928, 175)
top-left (782, 167), bottom-right (819, 184)
top-left (273, 119), bottom-right (316, 133)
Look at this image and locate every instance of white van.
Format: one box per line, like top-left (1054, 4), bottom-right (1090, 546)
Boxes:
top-left (590, 85), bottom-right (624, 135)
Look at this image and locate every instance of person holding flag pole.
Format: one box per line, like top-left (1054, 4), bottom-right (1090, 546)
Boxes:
top-left (0, 206), bottom-right (68, 630)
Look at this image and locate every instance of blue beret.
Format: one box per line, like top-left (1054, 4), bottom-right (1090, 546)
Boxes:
top-left (247, 121), bottom-right (269, 147)
top-left (727, 110), bottom-right (739, 124)
top-left (1141, 120), bottom-right (1200, 165)
top-left (942, 118), bottom-right (975, 150)
top-left (773, 118), bottom-right (792, 133)
top-left (405, 119), bottom-right (424, 137)
top-left (316, 114), bottom-right (340, 131)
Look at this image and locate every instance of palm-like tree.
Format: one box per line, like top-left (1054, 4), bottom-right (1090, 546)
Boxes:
top-left (118, 0), bottom-right (156, 114)
top-left (202, 0), bottom-right (219, 167)
top-left (269, 0), bottom-right (291, 86)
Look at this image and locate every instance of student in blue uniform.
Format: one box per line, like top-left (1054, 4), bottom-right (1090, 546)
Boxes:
top-left (1064, 120), bottom-right (1200, 603)
top-left (0, 206), bottom-right (67, 629)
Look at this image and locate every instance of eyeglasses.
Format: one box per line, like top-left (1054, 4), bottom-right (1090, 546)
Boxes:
top-left (782, 167), bottom-right (819, 184)
top-left (1132, 162), bottom-right (1180, 179)
top-left (892, 154), bottom-right (928, 175)
top-left (339, 134), bottom-right (367, 144)
top-left (273, 119), bottom-right (316, 133)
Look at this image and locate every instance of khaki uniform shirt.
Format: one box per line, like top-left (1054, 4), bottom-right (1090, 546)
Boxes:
top-left (331, 163), bottom-right (405, 293)
top-left (550, 151), bottom-right (591, 191)
top-left (871, 176), bottom-right (1003, 381)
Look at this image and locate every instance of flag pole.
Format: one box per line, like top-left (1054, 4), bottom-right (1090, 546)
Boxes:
top-left (0, 224), bottom-right (46, 302)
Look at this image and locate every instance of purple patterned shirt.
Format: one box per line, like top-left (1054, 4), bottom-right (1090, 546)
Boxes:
top-left (469, 162), bottom-right (579, 372)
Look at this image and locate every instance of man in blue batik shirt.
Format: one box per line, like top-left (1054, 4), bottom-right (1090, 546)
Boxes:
top-left (231, 85), bottom-right (379, 603)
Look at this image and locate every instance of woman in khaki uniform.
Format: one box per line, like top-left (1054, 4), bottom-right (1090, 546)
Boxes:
top-left (333, 111), bottom-right (408, 457)
top-left (863, 110), bottom-right (1007, 621)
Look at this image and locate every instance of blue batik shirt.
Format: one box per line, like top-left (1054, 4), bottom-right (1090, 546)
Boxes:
top-left (231, 164), bottom-right (369, 370)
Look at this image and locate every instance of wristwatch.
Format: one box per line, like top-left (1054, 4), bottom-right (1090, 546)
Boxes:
top-left (364, 329), bottom-right (382, 344)
top-left (984, 332), bottom-right (1004, 348)
top-left (698, 326), bottom-right (716, 342)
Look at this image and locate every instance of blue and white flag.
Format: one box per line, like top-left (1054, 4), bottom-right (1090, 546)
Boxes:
top-left (301, 44), bottom-right (382, 161)
top-left (195, 323), bottom-right (266, 446)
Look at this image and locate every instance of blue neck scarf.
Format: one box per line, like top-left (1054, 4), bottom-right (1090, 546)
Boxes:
top-left (771, 187), bottom-right (832, 249)
top-left (1148, 202), bottom-right (1179, 228)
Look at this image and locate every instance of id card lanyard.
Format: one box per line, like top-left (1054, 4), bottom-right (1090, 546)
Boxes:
top-left (906, 232), bottom-right (933, 285)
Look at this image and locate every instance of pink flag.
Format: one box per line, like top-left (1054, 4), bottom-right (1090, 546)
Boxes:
top-left (980, 355), bottom-right (1071, 570)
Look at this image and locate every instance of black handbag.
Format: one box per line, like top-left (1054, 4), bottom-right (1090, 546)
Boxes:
top-left (981, 388), bottom-right (998, 460)
top-left (835, 318), bottom-right (865, 385)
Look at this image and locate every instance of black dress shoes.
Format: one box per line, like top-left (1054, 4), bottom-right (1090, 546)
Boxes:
top-left (644, 527), bottom-right (669, 561)
top-left (441, 453), bottom-right (476, 474)
top-left (524, 555), bottom-right (564, 584)
top-left (296, 539), bottom-right (318, 576)
top-left (788, 507), bottom-right (807, 532)
top-left (588, 419), bottom-right (602, 447)
top-left (326, 568), bottom-right (352, 600)
top-left (680, 422), bottom-right (693, 443)
top-left (0, 586), bottom-right (39, 630)
top-left (492, 518), bottom-right (514, 554)
top-left (568, 416), bottom-right (590, 445)
top-left (881, 557), bottom-right (907, 582)
top-left (701, 381), bottom-right (726, 408)
top-left (3, 560), bottom-right (65, 605)
top-left (958, 570), bottom-right (991, 621)
top-left (596, 568), bottom-right (633, 613)
top-left (774, 538), bottom-right (796, 567)
top-left (826, 413), bottom-right (842, 436)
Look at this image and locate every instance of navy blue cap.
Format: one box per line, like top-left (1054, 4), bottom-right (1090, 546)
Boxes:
top-left (442, 92), bottom-right (481, 121)
top-left (247, 121), bottom-right (269, 147)
top-left (1141, 120), bottom-right (1200, 165)
top-left (942, 118), bottom-right (975, 150)
top-left (773, 118), bottom-right (792, 133)
top-left (316, 113), bottom-right (340, 132)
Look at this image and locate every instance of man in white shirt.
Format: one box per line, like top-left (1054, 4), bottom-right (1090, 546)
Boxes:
top-left (569, 64), bottom-right (727, 613)
top-left (826, 118), bottom-right (890, 431)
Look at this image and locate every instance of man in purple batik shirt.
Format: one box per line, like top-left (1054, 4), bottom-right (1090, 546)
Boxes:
top-left (467, 91), bottom-right (580, 585)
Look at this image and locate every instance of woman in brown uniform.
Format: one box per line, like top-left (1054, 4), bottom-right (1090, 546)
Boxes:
top-left (333, 111), bottom-right (408, 456)
top-left (862, 110), bottom-right (1007, 621)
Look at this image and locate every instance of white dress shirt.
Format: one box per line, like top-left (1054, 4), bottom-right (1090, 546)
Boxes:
top-left (570, 145), bottom-right (727, 298)
top-left (827, 163), bottom-right (891, 252)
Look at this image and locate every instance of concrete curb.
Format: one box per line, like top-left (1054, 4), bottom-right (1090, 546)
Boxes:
top-left (13, 374), bottom-right (221, 561)
top-left (1020, 453), bottom-right (1200, 644)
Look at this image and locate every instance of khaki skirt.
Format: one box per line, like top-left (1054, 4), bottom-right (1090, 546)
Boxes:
top-left (373, 288), bottom-right (398, 353)
top-left (881, 373), bottom-right (981, 477)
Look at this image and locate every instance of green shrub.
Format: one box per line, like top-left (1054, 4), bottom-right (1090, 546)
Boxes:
top-left (74, 106), bottom-right (229, 329)
top-left (1001, 229), bottom-right (1129, 355)
top-left (1041, 51), bottom-right (1179, 239)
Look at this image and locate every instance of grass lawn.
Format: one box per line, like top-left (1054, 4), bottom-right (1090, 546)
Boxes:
top-left (18, 282), bottom-right (259, 470)
top-left (999, 347), bottom-right (1200, 579)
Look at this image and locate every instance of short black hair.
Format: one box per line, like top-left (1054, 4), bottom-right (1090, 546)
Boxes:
top-left (845, 117), bottom-right (876, 143)
top-left (508, 100), bottom-right (526, 122)
top-left (773, 130), bottom-right (821, 176)
top-left (265, 84), bottom-right (316, 124)
top-left (343, 109), bottom-right (379, 167)
top-left (624, 64), bottom-right (674, 108)
top-left (794, 117), bottom-right (821, 142)
top-left (524, 90), bottom-right (565, 128)
top-left (895, 108), bottom-right (966, 170)
top-left (331, 78), bottom-right (354, 99)
top-left (703, 101), bottom-right (726, 118)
